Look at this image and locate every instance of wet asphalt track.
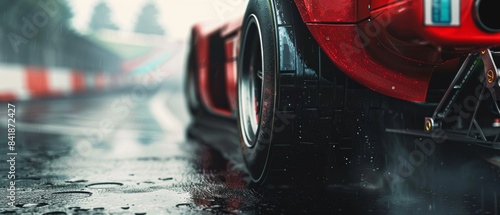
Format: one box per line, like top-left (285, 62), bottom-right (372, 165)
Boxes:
top-left (0, 56), bottom-right (500, 214)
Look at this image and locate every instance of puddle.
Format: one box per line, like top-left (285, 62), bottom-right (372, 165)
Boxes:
top-left (176, 203), bottom-right (193, 208)
top-left (43, 191), bottom-right (92, 200)
top-left (74, 208), bottom-right (90, 212)
top-left (86, 182), bottom-right (124, 188)
top-left (65, 180), bottom-right (88, 184)
top-left (93, 207), bottom-right (105, 211)
top-left (158, 177), bottom-right (173, 181)
top-left (20, 203), bottom-right (48, 208)
top-left (42, 212), bottom-right (67, 215)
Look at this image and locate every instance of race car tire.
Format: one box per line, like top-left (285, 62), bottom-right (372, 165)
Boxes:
top-left (238, 0), bottom-right (355, 186)
top-left (237, 0), bottom-right (276, 184)
top-left (238, 0), bottom-right (432, 188)
top-left (186, 31), bottom-right (203, 116)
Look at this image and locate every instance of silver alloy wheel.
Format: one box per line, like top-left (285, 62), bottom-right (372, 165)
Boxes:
top-left (238, 14), bottom-right (264, 148)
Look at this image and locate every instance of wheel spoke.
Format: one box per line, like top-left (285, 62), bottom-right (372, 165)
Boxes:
top-left (257, 70), bottom-right (263, 79)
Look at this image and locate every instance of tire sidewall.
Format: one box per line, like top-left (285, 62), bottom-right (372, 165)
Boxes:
top-left (237, 0), bottom-right (277, 183)
top-left (186, 31), bottom-right (202, 115)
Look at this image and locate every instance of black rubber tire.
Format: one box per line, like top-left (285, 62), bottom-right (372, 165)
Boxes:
top-left (185, 31), bottom-right (203, 116)
top-left (237, 0), bottom-right (276, 184)
top-left (238, 0), bottom-right (357, 186)
top-left (238, 0), bottom-right (436, 188)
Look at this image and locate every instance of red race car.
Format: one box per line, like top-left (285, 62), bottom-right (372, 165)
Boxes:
top-left (186, 0), bottom-right (500, 186)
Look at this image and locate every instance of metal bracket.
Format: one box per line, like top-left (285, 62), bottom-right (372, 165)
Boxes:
top-left (425, 52), bottom-right (482, 131)
top-left (482, 49), bottom-right (500, 100)
top-left (389, 49), bottom-right (500, 150)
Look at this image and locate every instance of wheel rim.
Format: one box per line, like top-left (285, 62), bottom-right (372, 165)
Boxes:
top-left (239, 15), bottom-right (264, 148)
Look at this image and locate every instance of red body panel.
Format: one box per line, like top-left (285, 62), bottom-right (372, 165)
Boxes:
top-left (193, 22), bottom-right (232, 116)
top-left (294, 0), bottom-right (370, 23)
top-left (193, 19), bottom-right (241, 116)
top-left (373, 0), bottom-right (500, 47)
top-left (225, 36), bottom-right (239, 110)
top-left (308, 23), bottom-right (435, 102)
top-left (295, 0), bottom-right (500, 102)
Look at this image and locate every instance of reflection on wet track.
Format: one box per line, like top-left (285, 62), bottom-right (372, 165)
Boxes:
top-left (0, 74), bottom-right (499, 214)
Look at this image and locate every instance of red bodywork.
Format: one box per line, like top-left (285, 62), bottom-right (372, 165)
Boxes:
top-left (192, 19), bottom-right (241, 116)
top-left (193, 0), bottom-right (500, 116)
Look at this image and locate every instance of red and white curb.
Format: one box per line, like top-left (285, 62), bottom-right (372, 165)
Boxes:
top-left (0, 64), bottom-right (130, 102)
top-left (0, 41), bottom-right (183, 102)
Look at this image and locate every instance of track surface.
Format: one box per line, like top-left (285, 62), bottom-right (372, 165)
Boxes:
top-left (0, 55), bottom-right (499, 214)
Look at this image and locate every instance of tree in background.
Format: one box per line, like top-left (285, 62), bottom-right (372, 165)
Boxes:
top-left (89, 2), bottom-right (119, 31)
top-left (134, 3), bottom-right (165, 35)
top-left (0, 0), bottom-right (75, 60)
top-left (0, 0), bottom-right (73, 32)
